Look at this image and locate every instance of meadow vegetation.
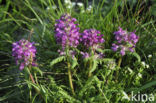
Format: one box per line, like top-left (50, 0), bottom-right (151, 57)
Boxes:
top-left (0, 0), bottom-right (156, 103)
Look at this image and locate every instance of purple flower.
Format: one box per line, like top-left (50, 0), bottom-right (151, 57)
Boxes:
top-left (112, 27), bottom-right (139, 56)
top-left (58, 49), bottom-right (76, 59)
top-left (54, 14), bottom-right (80, 58)
top-left (12, 39), bottom-right (37, 70)
top-left (111, 43), bottom-right (119, 51)
top-left (80, 52), bottom-right (90, 59)
top-left (80, 29), bottom-right (105, 59)
top-left (55, 14), bottom-right (80, 52)
top-left (120, 46), bottom-right (126, 56)
top-left (81, 29), bottom-right (104, 48)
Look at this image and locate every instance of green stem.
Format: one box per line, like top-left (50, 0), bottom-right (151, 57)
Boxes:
top-left (30, 73), bottom-right (35, 84)
top-left (28, 65), bottom-right (33, 102)
top-left (34, 73), bottom-right (39, 85)
top-left (29, 89), bottom-right (32, 102)
top-left (88, 59), bottom-right (92, 78)
top-left (116, 57), bottom-right (122, 82)
top-left (27, 66), bottom-right (45, 101)
top-left (117, 57), bottom-right (122, 67)
top-left (28, 65), bottom-right (36, 84)
top-left (67, 62), bottom-right (75, 95)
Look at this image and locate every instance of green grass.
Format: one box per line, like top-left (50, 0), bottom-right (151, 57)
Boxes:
top-left (0, 0), bottom-right (156, 102)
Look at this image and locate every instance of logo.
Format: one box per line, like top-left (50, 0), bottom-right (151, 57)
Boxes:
top-left (131, 91), bottom-right (154, 102)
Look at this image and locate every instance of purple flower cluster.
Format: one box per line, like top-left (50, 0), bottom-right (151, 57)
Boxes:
top-left (80, 29), bottom-right (105, 58)
top-left (54, 14), bottom-right (139, 59)
top-left (81, 29), bottom-right (104, 48)
top-left (111, 27), bottom-right (139, 56)
top-left (55, 14), bottom-right (80, 51)
top-left (12, 39), bottom-right (37, 70)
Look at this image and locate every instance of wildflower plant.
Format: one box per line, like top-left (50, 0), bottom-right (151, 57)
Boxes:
top-left (52, 14), bottom-right (80, 95)
top-left (111, 27), bottom-right (139, 67)
top-left (12, 39), bottom-right (42, 101)
top-left (2, 0), bottom-right (155, 102)
top-left (80, 29), bottom-right (105, 77)
top-left (111, 27), bottom-right (139, 81)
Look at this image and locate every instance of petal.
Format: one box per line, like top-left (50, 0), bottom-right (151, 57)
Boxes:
top-left (19, 63), bottom-right (25, 70)
top-left (32, 62), bottom-right (37, 67)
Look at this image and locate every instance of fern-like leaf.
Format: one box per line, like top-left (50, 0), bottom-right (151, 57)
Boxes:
top-left (71, 57), bottom-right (78, 69)
top-left (50, 56), bottom-right (66, 67)
top-left (127, 52), bottom-right (141, 62)
top-left (78, 76), bottom-right (97, 97)
top-left (90, 60), bottom-right (98, 73)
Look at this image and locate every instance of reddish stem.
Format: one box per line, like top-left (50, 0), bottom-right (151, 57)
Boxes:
top-left (30, 73), bottom-right (35, 84)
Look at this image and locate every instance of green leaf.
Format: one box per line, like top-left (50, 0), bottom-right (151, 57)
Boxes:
top-left (0, 90), bottom-right (24, 101)
top-left (26, 80), bottom-right (40, 93)
top-left (79, 76), bottom-right (96, 97)
top-left (25, 0), bottom-right (43, 25)
top-left (44, 51), bottom-right (59, 56)
top-left (32, 67), bottom-right (43, 76)
top-left (71, 58), bottom-right (78, 69)
top-left (90, 60), bottom-right (98, 73)
top-left (50, 56), bottom-right (66, 67)
top-left (127, 52), bottom-right (141, 62)
top-left (127, 81), bottom-right (156, 93)
top-left (94, 76), bottom-right (102, 88)
top-left (139, 80), bottom-right (156, 91)
top-left (98, 58), bottom-right (115, 64)
top-left (40, 85), bottom-right (46, 94)
top-left (96, 49), bottom-right (113, 54)
top-left (24, 67), bottom-right (31, 75)
top-left (59, 90), bottom-right (79, 102)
